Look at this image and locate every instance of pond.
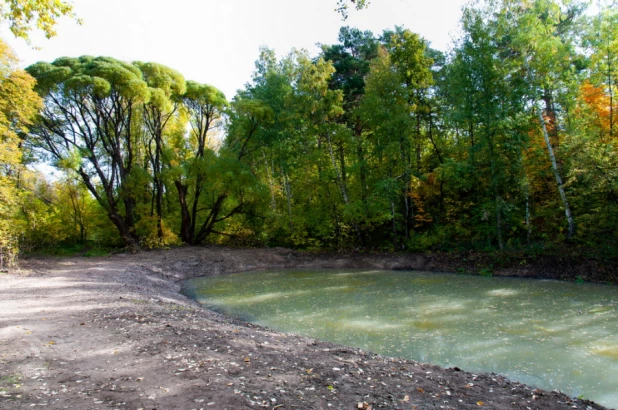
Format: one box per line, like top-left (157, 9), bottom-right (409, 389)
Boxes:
top-left (182, 269), bottom-right (618, 408)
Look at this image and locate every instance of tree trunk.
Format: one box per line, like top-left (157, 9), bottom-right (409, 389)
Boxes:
top-left (193, 194), bottom-right (228, 244)
top-left (495, 192), bottom-right (504, 251)
top-left (525, 190), bottom-right (532, 246)
top-left (607, 39), bottom-right (614, 137)
top-left (542, 86), bottom-right (559, 147)
top-left (108, 212), bottom-right (139, 250)
top-left (283, 172), bottom-right (294, 231)
top-left (536, 105), bottom-right (575, 238)
top-left (391, 200), bottom-right (398, 250)
top-left (487, 130), bottom-right (503, 251)
top-left (154, 129), bottom-right (164, 240)
top-left (355, 118), bottom-right (368, 204)
top-left (174, 180), bottom-right (192, 243)
top-left (325, 132), bottom-right (363, 245)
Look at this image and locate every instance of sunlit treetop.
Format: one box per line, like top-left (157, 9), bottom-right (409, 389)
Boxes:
top-left (27, 55), bottom-right (151, 101)
top-left (183, 81), bottom-right (228, 109)
top-left (133, 61), bottom-right (186, 111)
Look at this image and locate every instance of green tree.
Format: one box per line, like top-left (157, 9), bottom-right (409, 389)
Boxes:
top-left (322, 27), bottom-right (379, 243)
top-left (172, 81), bottom-right (229, 244)
top-left (384, 28), bottom-right (434, 240)
top-left (26, 56), bottom-right (150, 248)
top-left (134, 61), bottom-right (186, 242)
top-left (497, 0), bottom-right (585, 239)
top-left (289, 51), bottom-right (367, 245)
top-left (442, 8), bottom-right (529, 250)
top-left (358, 45), bottom-right (414, 248)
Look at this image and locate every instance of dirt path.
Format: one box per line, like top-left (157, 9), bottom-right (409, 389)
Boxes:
top-left (0, 247), bottom-right (609, 409)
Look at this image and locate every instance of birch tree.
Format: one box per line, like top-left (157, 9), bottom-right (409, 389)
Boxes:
top-left (495, 0), bottom-right (583, 239)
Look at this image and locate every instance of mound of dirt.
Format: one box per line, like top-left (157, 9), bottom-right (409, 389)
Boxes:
top-left (0, 246), bottom-right (610, 409)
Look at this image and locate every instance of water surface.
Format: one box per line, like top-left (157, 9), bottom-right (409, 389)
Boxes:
top-left (182, 269), bottom-right (618, 408)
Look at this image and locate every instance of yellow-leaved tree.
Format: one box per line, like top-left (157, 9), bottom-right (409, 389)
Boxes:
top-left (0, 0), bottom-right (78, 42)
top-left (0, 39), bottom-right (42, 270)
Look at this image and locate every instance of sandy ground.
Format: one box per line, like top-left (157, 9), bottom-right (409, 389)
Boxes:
top-left (0, 247), bottom-right (610, 410)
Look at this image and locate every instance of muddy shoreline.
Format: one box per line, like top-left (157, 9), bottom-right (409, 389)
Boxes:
top-left (0, 246), bottom-right (612, 409)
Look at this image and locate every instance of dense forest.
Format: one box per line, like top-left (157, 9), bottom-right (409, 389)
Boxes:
top-left (1, 0), bottom-right (617, 269)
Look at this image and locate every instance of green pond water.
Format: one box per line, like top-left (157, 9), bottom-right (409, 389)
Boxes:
top-left (182, 269), bottom-right (618, 408)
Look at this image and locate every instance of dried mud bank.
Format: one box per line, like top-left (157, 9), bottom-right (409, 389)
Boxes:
top-left (0, 247), bottom-right (611, 410)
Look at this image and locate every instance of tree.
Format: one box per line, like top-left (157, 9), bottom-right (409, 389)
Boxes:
top-left (26, 56), bottom-right (150, 248)
top-left (182, 97), bottom-right (275, 245)
top-left (234, 48), bottom-right (307, 246)
top-left (172, 81), bottom-right (228, 244)
top-left (493, 0), bottom-right (586, 240)
top-left (288, 51), bottom-right (369, 245)
top-left (384, 28), bottom-right (434, 240)
top-left (55, 175), bottom-right (99, 243)
top-left (442, 8), bottom-right (530, 250)
top-left (0, 39), bottom-right (41, 269)
top-left (358, 45), bottom-right (414, 248)
top-left (584, 5), bottom-right (618, 137)
top-left (322, 27), bottom-right (379, 242)
top-left (0, 0), bottom-right (79, 42)
top-left (134, 61), bottom-right (186, 241)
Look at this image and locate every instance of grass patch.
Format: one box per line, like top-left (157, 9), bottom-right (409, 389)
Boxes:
top-left (166, 303), bottom-right (193, 311)
top-left (82, 248), bottom-right (112, 257)
top-left (25, 242), bottom-right (117, 258)
top-left (0, 374), bottom-right (21, 386)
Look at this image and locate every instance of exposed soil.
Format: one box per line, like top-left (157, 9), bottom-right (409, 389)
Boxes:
top-left (0, 246), bottom-right (612, 410)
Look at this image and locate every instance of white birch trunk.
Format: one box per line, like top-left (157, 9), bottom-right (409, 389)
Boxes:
top-left (326, 132), bottom-right (363, 244)
top-left (536, 105), bottom-right (575, 238)
top-left (326, 133), bottom-right (349, 205)
top-left (283, 172), bottom-right (293, 231)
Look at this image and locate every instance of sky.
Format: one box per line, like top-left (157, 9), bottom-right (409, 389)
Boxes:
top-left (1, 0), bottom-right (468, 101)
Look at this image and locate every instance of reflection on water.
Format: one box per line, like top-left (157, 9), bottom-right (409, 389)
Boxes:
top-left (182, 269), bottom-right (618, 408)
